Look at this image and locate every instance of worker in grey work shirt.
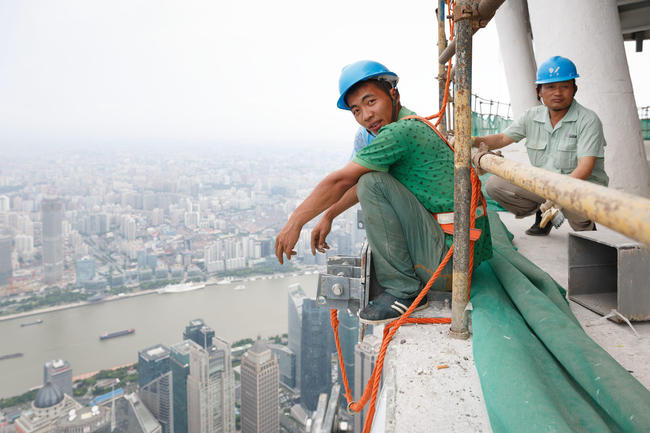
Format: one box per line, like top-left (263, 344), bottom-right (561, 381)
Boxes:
top-left (472, 55), bottom-right (609, 236)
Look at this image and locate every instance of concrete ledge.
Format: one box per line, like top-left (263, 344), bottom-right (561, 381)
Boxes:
top-left (373, 299), bottom-right (491, 433)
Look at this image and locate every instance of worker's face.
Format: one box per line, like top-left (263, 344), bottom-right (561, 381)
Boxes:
top-left (538, 80), bottom-right (575, 112)
top-left (346, 82), bottom-right (399, 135)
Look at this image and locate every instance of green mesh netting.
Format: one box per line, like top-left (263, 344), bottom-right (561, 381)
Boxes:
top-left (471, 112), bottom-right (513, 137)
top-left (472, 111), bottom-right (649, 140)
top-left (641, 119), bottom-right (650, 140)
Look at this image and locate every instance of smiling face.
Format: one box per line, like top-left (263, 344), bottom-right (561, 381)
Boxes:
top-left (538, 80), bottom-right (576, 112)
top-left (345, 81), bottom-right (400, 135)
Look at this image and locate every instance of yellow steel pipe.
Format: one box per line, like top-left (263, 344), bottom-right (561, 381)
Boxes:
top-left (449, 0), bottom-right (474, 341)
top-left (474, 151), bottom-right (650, 246)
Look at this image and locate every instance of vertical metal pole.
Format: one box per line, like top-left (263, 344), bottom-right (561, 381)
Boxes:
top-left (449, 0), bottom-right (472, 340)
top-left (437, 2), bottom-right (448, 134)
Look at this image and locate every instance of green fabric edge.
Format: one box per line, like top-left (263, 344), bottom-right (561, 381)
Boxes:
top-left (470, 211), bottom-right (650, 433)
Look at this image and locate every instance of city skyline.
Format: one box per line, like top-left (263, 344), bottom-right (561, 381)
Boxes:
top-left (0, 148), bottom-right (358, 301)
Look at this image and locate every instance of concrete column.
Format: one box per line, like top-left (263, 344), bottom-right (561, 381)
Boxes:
top-left (528, 0), bottom-right (650, 197)
top-left (494, 0), bottom-right (539, 118)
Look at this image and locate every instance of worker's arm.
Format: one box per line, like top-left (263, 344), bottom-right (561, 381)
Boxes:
top-left (275, 162), bottom-right (372, 264)
top-left (311, 186), bottom-right (359, 254)
top-left (569, 156), bottom-right (596, 180)
top-left (472, 133), bottom-right (515, 151)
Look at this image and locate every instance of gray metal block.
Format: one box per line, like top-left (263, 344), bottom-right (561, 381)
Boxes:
top-left (569, 230), bottom-right (650, 321)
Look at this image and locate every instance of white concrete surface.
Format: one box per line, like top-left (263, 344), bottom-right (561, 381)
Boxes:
top-left (374, 298), bottom-right (492, 433)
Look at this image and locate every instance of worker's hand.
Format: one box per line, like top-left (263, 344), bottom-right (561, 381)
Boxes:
top-left (311, 217), bottom-right (332, 255)
top-left (471, 142), bottom-right (502, 176)
top-left (539, 199), bottom-right (558, 213)
top-left (275, 221), bottom-right (301, 264)
top-left (539, 200), bottom-right (563, 229)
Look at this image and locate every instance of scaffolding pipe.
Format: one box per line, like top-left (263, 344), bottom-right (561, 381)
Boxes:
top-left (473, 151), bottom-right (650, 247)
top-left (437, 4), bottom-right (448, 134)
top-left (439, 0), bottom-right (506, 64)
top-left (449, 0), bottom-right (473, 340)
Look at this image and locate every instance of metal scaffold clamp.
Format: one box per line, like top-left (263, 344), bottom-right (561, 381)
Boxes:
top-left (316, 243), bottom-right (375, 314)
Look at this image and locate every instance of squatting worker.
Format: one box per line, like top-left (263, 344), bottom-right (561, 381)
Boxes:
top-left (472, 56), bottom-right (609, 236)
top-left (275, 60), bottom-right (492, 325)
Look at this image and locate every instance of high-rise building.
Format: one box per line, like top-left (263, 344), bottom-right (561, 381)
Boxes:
top-left (170, 341), bottom-right (193, 433)
top-left (138, 344), bottom-right (173, 433)
top-left (152, 208), bottom-right (165, 226)
top-left (44, 359), bottom-right (73, 396)
top-left (287, 283), bottom-right (307, 392)
top-left (300, 298), bottom-right (334, 411)
top-left (0, 195), bottom-right (9, 212)
top-left (75, 256), bottom-right (95, 286)
top-left (41, 197), bottom-right (64, 284)
top-left (240, 338), bottom-right (279, 433)
top-left (0, 231), bottom-right (12, 286)
top-left (353, 334), bottom-right (381, 433)
top-left (15, 234), bottom-right (34, 256)
top-left (115, 393), bottom-right (163, 433)
top-left (269, 344), bottom-right (296, 390)
top-left (183, 319), bottom-right (215, 349)
top-left (139, 344), bottom-right (171, 388)
top-left (186, 338), bottom-right (236, 433)
top-left (336, 309), bottom-right (359, 394)
top-left (122, 215), bottom-right (136, 241)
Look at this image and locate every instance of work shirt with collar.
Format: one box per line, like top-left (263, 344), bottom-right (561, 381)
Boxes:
top-left (503, 100), bottom-right (609, 186)
top-left (352, 106), bottom-right (493, 266)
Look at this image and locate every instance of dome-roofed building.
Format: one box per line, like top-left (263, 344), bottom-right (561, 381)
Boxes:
top-left (33, 381), bottom-right (64, 408)
top-left (15, 381), bottom-right (110, 433)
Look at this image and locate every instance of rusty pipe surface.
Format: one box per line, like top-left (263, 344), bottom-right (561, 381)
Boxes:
top-left (450, 0), bottom-right (473, 341)
top-left (437, 6), bottom-right (448, 133)
top-left (439, 0), bottom-right (505, 64)
top-left (474, 151), bottom-right (650, 246)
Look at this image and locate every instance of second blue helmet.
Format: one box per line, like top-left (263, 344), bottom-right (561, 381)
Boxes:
top-left (536, 56), bottom-right (579, 84)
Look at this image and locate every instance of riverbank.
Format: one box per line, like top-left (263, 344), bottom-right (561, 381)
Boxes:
top-left (0, 267), bottom-right (323, 323)
top-left (0, 289), bottom-right (159, 323)
top-left (0, 272), bottom-right (319, 399)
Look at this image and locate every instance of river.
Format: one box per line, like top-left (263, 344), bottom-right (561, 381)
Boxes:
top-left (0, 274), bottom-right (318, 398)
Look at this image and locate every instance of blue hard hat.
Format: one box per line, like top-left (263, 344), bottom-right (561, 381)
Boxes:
top-left (337, 60), bottom-right (399, 110)
top-left (536, 56), bottom-right (579, 84)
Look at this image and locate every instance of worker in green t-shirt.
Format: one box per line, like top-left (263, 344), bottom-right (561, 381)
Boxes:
top-left (473, 56), bottom-right (608, 236)
top-left (275, 60), bottom-right (492, 325)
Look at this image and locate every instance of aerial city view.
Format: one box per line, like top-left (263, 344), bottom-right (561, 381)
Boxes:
top-left (0, 143), bottom-right (369, 431)
top-left (2, 1), bottom-right (650, 433)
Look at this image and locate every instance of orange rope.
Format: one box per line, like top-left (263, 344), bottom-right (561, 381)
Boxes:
top-left (426, 0), bottom-right (455, 126)
top-left (329, 3), bottom-right (486, 431)
top-left (331, 137), bottom-right (483, 433)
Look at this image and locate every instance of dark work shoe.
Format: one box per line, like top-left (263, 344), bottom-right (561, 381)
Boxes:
top-left (359, 292), bottom-right (428, 325)
top-left (525, 210), bottom-right (552, 236)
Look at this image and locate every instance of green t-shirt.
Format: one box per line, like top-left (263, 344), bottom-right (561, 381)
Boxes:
top-left (352, 107), bottom-right (493, 266)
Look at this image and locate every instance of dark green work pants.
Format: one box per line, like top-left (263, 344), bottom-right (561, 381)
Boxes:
top-left (357, 172), bottom-right (449, 299)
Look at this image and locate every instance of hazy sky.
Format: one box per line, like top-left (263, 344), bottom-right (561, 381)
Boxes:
top-left (0, 1), bottom-right (648, 153)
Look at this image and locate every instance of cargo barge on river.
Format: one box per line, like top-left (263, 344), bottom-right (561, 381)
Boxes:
top-left (99, 328), bottom-right (135, 341)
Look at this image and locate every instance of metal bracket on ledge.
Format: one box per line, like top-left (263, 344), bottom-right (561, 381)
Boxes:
top-left (317, 243), bottom-right (375, 315)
